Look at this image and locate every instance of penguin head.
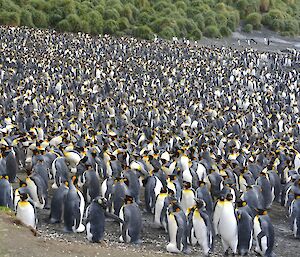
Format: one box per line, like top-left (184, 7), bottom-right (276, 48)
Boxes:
top-left (95, 196), bottom-right (108, 208)
top-left (226, 193), bottom-right (234, 201)
top-left (256, 208), bottom-right (268, 216)
top-left (18, 177), bottom-right (27, 187)
top-left (219, 195), bottom-right (225, 202)
top-left (169, 198), bottom-right (181, 212)
top-left (194, 198), bottom-right (206, 209)
top-left (167, 188), bottom-right (175, 197)
top-left (236, 199), bottom-right (247, 208)
top-left (183, 181), bottom-right (192, 189)
top-left (199, 180), bottom-right (206, 187)
top-left (124, 195), bottom-right (134, 204)
top-left (19, 193), bottom-right (29, 202)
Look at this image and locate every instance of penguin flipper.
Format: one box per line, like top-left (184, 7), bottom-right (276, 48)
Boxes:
top-left (122, 222), bottom-right (129, 243)
top-left (105, 211), bottom-right (124, 223)
top-left (175, 216), bottom-right (184, 251)
top-left (257, 231), bottom-right (266, 252)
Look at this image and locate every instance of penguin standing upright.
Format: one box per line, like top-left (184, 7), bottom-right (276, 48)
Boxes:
top-left (15, 193), bottom-right (37, 229)
top-left (124, 167), bottom-right (141, 204)
top-left (0, 175), bottom-right (13, 208)
top-left (14, 179), bottom-right (29, 211)
top-left (86, 196), bottom-right (123, 243)
top-left (26, 173), bottom-right (48, 209)
top-left (110, 177), bottom-right (129, 215)
top-left (166, 198), bottom-right (188, 253)
top-left (253, 209), bottom-right (275, 257)
top-left (236, 207), bottom-right (253, 256)
top-left (51, 156), bottom-right (69, 189)
top-left (196, 181), bottom-right (214, 217)
top-left (119, 195), bottom-right (142, 244)
top-left (256, 171), bottom-right (273, 209)
top-left (180, 181), bottom-right (195, 215)
top-left (218, 194), bottom-right (238, 255)
top-left (3, 146), bottom-right (18, 182)
top-left (154, 187), bottom-right (169, 229)
top-left (63, 176), bottom-right (85, 233)
top-left (213, 195), bottom-right (225, 235)
top-left (191, 198), bottom-right (214, 256)
top-left (144, 174), bottom-right (163, 213)
top-left (49, 182), bottom-right (69, 223)
top-left (82, 165), bottom-right (100, 203)
top-left (289, 187), bottom-right (300, 238)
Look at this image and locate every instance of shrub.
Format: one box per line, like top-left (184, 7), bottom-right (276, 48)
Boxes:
top-left (56, 18), bottom-right (71, 31)
top-left (245, 12), bottom-right (262, 29)
top-left (31, 9), bottom-right (48, 28)
top-left (134, 25), bottom-right (154, 39)
top-left (0, 11), bottom-right (20, 26)
top-left (158, 26), bottom-right (176, 39)
top-left (216, 13), bottom-right (227, 26)
top-left (20, 9), bottom-right (34, 27)
top-left (66, 14), bottom-right (82, 32)
top-left (121, 4), bottom-right (134, 22)
top-left (188, 28), bottom-right (202, 40)
top-left (137, 11), bottom-right (152, 24)
top-left (283, 19), bottom-right (299, 36)
top-left (193, 13), bottom-right (205, 31)
top-left (204, 25), bottom-right (220, 38)
top-left (48, 13), bottom-right (62, 26)
top-left (220, 26), bottom-right (231, 37)
top-left (205, 16), bottom-right (217, 26)
top-left (85, 11), bottom-right (103, 35)
top-left (243, 23), bottom-right (253, 33)
top-left (118, 17), bottom-right (130, 31)
top-left (103, 19), bottom-right (118, 34)
top-left (103, 8), bottom-right (120, 20)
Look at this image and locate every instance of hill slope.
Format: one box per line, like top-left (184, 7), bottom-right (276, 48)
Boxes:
top-left (0, 0), bottom-right (299, 39)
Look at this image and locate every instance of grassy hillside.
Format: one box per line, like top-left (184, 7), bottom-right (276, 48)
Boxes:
top-left (0, 0), bottom-right (299, 39)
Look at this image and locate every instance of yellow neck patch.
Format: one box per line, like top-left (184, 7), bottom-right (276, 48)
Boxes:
top-left (18, 201), bottom-right (30, 207)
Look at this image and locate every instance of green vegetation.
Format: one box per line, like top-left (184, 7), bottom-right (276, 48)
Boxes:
top-left (0, 0), bottom-right (299, 39)
top-left (243, 23), bottom-right (253, 33)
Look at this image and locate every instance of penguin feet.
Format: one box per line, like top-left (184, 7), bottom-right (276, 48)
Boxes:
top-left (49, 218), bottom-right (60, 224)
top-left (98, 240), bottom-right (108, 247)
top-left (166, 243), bottom-right (181, 253)
top-left (51, 183), bottom-right (58, 189)
top-left (183, 247), bottom-right (191, 254)
top-left (63, 227), bottom-right (73, 233)
top-left (76, 224), bottom-right (85, 233)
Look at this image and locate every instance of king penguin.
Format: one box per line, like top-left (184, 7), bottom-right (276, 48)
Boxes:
top-left (218, 193), bottom-right (238, 255)
top-left (86, 196), bottom-right (123, 243)
top-left (16, 193), bottom-right (37, 229)
top-left (63, 176), bottom-right (85, 233)
top-left (253, 209), bottom-right (275, 257)
top-left (119, 195), bottom-right (142, 244)
top-left (49, 181), bottom-right (69, 223)
top-left (289, 187), bottom-right (300, 238)
top-left (191, 198), bottom-right (214, 256)
top-left (0, 174), bottom-right (13, 209)
top-left (166, 197), bottom-right (189, 253)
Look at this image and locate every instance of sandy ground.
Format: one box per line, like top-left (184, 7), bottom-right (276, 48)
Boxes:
top-left (1, 175), bottom-right (299, 257)
top-left (199, 27), bottom-right (300, 52)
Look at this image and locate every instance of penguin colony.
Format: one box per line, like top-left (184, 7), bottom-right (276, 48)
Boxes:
top-left (0, 26), bottom-right (300, 256)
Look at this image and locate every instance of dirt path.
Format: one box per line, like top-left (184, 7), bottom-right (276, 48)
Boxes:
top-left (0, 200), bottom-right (299, 257)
